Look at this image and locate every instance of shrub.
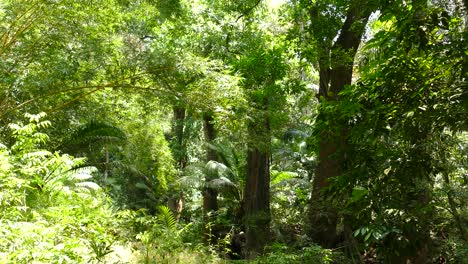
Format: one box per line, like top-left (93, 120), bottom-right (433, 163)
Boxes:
top-left (0, 113), bottom-right (118, 263)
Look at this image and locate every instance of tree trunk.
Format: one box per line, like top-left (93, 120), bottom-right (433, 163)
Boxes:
top-left (244, 118), bottom-right (271, 259)
top-left (172, 106), bottom-right (187, 169)
top-left (308, 3), bottom-right (372, 248)
top-left (202, 113), bottom-right (219, 243)
top-left (168, 106), bottom-right (187, 221)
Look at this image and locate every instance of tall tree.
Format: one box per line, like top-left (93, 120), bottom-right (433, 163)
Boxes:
top-left (297, 0), bottom-right (378, 247)
top-left (337, 0), bottom-right (468, 261)
top-left (187, 0), bottom-right (290, 256)
top-left (235, 45), bottom-right (289, 258)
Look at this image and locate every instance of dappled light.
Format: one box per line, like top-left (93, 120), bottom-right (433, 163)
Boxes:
top-left (0, 0), bottom-right (466, 263)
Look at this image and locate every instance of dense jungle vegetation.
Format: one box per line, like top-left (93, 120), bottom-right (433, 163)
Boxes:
top-left (0, 0), bottom-right (467, 263)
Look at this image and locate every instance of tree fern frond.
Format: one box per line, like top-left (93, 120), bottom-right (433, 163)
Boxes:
top-left (206, 160), bottom-right (232, 179)
top-left (61, 121), bottom-right (127, 153)
top-left (135, 181), bottom-right (151, 190)
top-left (270, 170), bottom-right (298, 185)
top-left (70, 173), bottom-right (93, 181)
top-left (178, 175), bottom-right (203, 189)
top-left (206, 142), bottom-right (235, 169)
top-left (67, 156), bottom-right (88, 167)
top-left (157, 205), bottom-right (176, 231)
top-left (206, 177), bottom-right (240, 200)
top-left (22, 150), bottom-right (52, 158)
top-left (67, 165), bottom-right (98, 176)
top-left (75, 181), bottom-right (100, 191)
top-left (75, 121), bottom-right (126, 140)
top-left (206, 177), bottom-right (237, 190)
top-left (283, 129), bottom-right (309, 142)
top-left (182, 162), bottom-right (205, 177)
top-left (206, 160), bottom-right (229, 172)
top-left (205, 142), bottom-right (242, 181)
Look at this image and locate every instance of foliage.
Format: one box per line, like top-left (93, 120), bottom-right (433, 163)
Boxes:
top-left (0, 0), bottom-right (466, 262)
top-left (0, 0), bottom-right (123, 127)
top-left (126, 205), bottom-right (223, 264)
top-left (0, 114), bottom-right (117, 263)
top-left (240, 243), bottom-right (348, 264)
top-left (325, 1), bottom-right (468, 261)
top-left (179, 141), bottom-right (246, 242)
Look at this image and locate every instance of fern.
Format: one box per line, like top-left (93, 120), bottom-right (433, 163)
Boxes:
top-left (206, 177), bottom-right (239, 199)
top-left (157, 205), bottom-right (176, 232)
top-left (61, 120), bottom-right (127, 154)
top-left (75, 181), bottom-right (101, 191)
top-left (178, 175), bottom-right (202, 189)
top-left (206, 142), bottom-right (241, 175)
top-left (180, 161), bottom-right (241, 200)
top-left (270, 170), bottom-right (298, 185)
top-left (206, 160), bottom-right (230, 179)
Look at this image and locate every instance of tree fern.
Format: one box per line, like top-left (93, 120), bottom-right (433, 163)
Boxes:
top-left (206, 142), bottom-right (244, 184)
top-left (180, 160), bottom-right (241, 201)
top-left (61, 120), bottom-right (127, 154)
top-left (206, 177), bottom-right (240, 200)
top-left (66, 165), bottom-right (101, 192)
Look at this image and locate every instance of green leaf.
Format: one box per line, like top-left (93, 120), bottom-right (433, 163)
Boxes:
top-left (349, 186), bottom-right (368, 204)
top-left (405, 111), bottom-right (414, 118)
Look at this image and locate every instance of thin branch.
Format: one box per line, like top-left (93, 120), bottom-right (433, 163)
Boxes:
top-left (225, 0), bottom-right (263, 54)
top-left (0, 1), bottom-right (44, 56)
top-left (235, 0), bottom-right (263, 23)
top-left (46, 86), bottom-right (105, 114)
top-left (0, 68), bottom-right (175, 118)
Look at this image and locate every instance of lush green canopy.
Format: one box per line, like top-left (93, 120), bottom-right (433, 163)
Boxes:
top-left (0, 0), bottom-right (466, 263)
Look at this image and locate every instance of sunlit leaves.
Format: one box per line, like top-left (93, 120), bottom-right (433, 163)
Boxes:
top-left (332, 1), bottom-right (468, 259)
top-left (0, 115), bottom-right (120, 263)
